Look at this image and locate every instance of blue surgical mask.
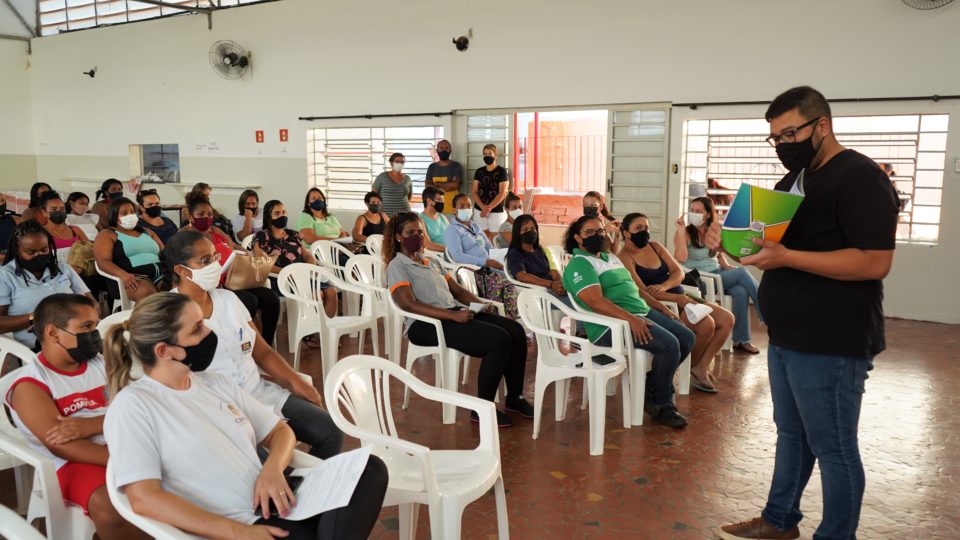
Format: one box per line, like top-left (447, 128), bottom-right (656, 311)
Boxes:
top-left (456, 209), bottom-right (472, 222)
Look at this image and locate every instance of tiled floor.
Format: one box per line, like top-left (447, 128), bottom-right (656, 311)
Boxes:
top-left (2, 314), bottom-right (958, 539)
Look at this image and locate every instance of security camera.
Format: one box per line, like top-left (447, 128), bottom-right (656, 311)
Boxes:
top-left (452, 35), bottom-right (469, 51)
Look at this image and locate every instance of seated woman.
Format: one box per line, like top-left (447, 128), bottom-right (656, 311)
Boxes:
top-left (582, 190), bottom-right (621, 252)
top-left (91, 178), bottom-right (124, 231)
top-left (0, 221), bottom-right (92, 349)
top-left (181, 182), bottom-right (236, 241)
top-left (136, 189), bottom-right (178, 244)
top-left (40, 191), bottom-right (90, 250)
top-left (444, 194), bottom-right (519, 319)
top-left (494, 192), bottom-right (523, 248)
top-left (617, 212), bottom-right (734, 393)
top-left (386, 212), bottom-right (532, 427)
top-left (19, 182), bottom-right (52, 222)
top-left (232, 189), bottom-right (262, 243)
top-left (93, 197), bottom-right (163, 303)
top-left (505, 214), bottom-right (565, 297)
top-left (562, 215), bottom-right (695, 429)
top-left (673, 196), bottom-right (762, 354)
top-left (255, 200), bottom-right (337, 318)
top-left (296, 188), bottom-right (349, 248)
top-left (7, 294), bottom-right (143, 539)
top-left (351, 191), bottom-right (388, 245)
top-left (0, 192), bottom-right (22, 265)
top-left (65, 191), bottom-right (99, 240)
top-left (418, 186), bottom-right (448, 252)
top-left (102, 293), bottom-right (387, 540)
top-left (165, 231), bottom-right (343, 458)
top-left (182, 197), bottom-right (280, 347)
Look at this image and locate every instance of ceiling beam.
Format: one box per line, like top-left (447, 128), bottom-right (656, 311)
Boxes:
top-left (1, 0), bottom-right (36, 37)
top-left (0, 33), bottom-right (30, 42)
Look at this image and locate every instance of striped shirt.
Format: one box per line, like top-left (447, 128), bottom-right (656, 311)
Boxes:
top-left (372, 172), bottom-right (412, 216)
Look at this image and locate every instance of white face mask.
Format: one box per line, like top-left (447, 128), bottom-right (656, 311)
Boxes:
top-left (687, 212), bottom-right (705, 227)
top-left (392, 162), bottom-right (404, 173)
top-left (184, 261), bottom-right (222, 292)
top-left (508, 208), bottom-right (523, 220)
top-left (118, 214), bottom-right (139, 230)
top-left (456, 209), bottom-right (473, 222)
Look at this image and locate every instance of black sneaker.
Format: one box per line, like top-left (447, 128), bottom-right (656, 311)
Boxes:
top-left (652, 406), bottom-right (688, 429)
top-left (470, 410), bottom-right (514, 428)
top-left (504, 397), bottom-right (534, 418)
top-left (644, 400), bottom-right (661, 418)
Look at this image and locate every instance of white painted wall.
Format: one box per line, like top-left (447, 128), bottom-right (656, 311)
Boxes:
top-left (2, 0), bottom-right (959, 322)
top-left (0, 39), bottom-right (36, 185)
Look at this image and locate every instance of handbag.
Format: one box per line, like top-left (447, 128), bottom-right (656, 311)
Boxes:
top-left (66, 240), bottom-right (96, 277)
top-left (224, 251), bottom-right (278, 290)
top-left (681, 268), bottom-right (706, 294)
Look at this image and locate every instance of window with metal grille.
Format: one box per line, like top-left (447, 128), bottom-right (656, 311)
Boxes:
top-left (307, 125), bottom-right (445, 211)
top-left (681, 114), bottom-right (948, 244)
top-left (37, 1), bottom-right (269, 36)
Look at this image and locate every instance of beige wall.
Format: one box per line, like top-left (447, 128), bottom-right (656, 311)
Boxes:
top-left (0, 39), bottom-right (36, 186)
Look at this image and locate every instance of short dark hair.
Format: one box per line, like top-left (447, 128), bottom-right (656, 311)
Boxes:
top-left (262, 200), bottom-right (284, 230)
top-left (504, 192), bottom-right (521, 208)
top-left (38, 190), bottom-right (63, 211)
top-left (96, 178), bottom-right (122, 201)
top-left (388, 152), bottom-right (404, 164)
top-left (452, 193), bottom-right (470, 207)
top-left (187, 196), bottom-right (212, 216)
top-left (106, 197), bottom-right (138, 229)
top-left (563, 215), bottom-right (600, 254)
top-left (237, 189), bottom-right (259, 215)
top-left (34, 293), bottom-right (98, 343)
top-left (765, 86), bottom-right (832, 122)
top-left (422, 186), bottom-right (443, 201)
top-left (363, 191), bottom-right (382, 204)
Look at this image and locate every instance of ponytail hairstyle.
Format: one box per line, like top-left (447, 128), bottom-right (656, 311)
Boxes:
top-left (5, 220), bottom-right (60, 280)
top-left (104, 292), bottom-right (192, 397)
top-left (619, 212), bottom-right (649, 234)
top-left (382, 211), bottom-right (421, 267)
top-left (95, 178), bottom-right (122, 201)
top-left (563, 215), bottom-right (598, 254)
top-left (28, 182), bottom-right (52, 209)
top-left (584, 191), bottom-right (615, 221)
top-left (686, 196), bottom-right (716, 251)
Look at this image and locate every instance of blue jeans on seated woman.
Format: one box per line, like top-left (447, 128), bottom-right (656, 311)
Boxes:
top-left (594, 309), bottom-right (694, 408)
top-left (719, 266), bottom-right (762, 344)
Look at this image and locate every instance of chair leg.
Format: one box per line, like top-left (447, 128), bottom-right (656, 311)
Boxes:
top-left (398, 503), bottom-right (419, 540)
top-left (555, 378), bottom-right (570, 421)
top-left (14, 464), bottom-right (31, 514)
top-left (620, 372), bottom-right (632, 428)
top-left (440, 499), bottom-right (465, 540)
top-left (460, 357), bottom-right (471, 385)
top-left (321, 331), bottom-right (338, 382)
top-left (630, 355), bottom-right (648, 427)
top-left (494, 477), bottom-right (510, 539)
top-left (533, 377), bottom-right (548, 440)
top-left (441, 353), bottom-right (460, 424)
top-left (677, 354), bottom-right (691, 395)
top-left (589, 375), bottom-right (608, 456)
top-left (357, 327), bottom-right (366, 355)
top-left (370, 322), bottom-right (380, 357)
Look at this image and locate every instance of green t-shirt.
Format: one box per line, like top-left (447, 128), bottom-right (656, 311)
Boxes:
top-left (295, 212), bottom-right (342, 247)
top-left (562, 248), bottom-right (650, 342)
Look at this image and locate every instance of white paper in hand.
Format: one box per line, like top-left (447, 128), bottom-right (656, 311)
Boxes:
top-left (468, 302), bottom-right (488, 313)
top-left (684, 303), bottom-right (713, 325)
top-left (282, 446), bottom-right (372, 521)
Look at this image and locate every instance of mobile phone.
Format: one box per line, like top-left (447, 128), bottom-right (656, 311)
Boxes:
top-left (592, 353), bottom-right (617, 366)
top-left (253, 472), bottom-right (304, 517)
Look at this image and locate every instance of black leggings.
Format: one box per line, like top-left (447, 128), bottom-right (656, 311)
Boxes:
top-left (233, 287), bottom-right (280, 346)
top-left (256, 455), bottom-right (388, 540)
top-left (407, 310), bottom-right (527, 401)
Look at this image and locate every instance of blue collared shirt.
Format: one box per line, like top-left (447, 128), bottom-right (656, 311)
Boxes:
top-left (444, 219), bottom-right (491, 267)
top-left (0, 260), bottom-right (90, 347)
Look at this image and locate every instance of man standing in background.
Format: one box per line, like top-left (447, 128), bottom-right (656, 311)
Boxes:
top-left (425, 139), bottom-right (463, 216)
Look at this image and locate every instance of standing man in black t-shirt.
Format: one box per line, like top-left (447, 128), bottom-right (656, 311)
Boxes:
top-left (712, 87), bottom-right (899, 540)
top-left (471, 143), bottom-right (510, 241)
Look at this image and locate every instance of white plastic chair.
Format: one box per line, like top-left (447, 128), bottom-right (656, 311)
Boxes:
top-left (0, 369), bottom-right (96, 540)
top-left (0, 505), bottom-right (45, 540)
top-left (95, 261), bottom-right (133, 313)
top-left (240, 234), bottom-right (255, 250)
top-left (660, 302), bottom-right (691, 396)
top-left (312, 240), bottom-right (361, 320)
top-left (277, 264), bottom-right (378, 377)
top-left (683, 265), bottom-right (734, 352)
top-left (325, 355), bottom-right (509, 540)
top-left (364, 234), bottom-right (383, 257)
top-left (452, 266), bottom-right (508, 393)
top-left (518, 289), bottom-right (631, 455)
top-left (0, 336), bottom-right (37, 514)
top-left (106, 449), bottom-right (322, 539)
top-left (545, 245), bottom-right (571, 273)
top-left (344, 254), bottom-right (391, 359)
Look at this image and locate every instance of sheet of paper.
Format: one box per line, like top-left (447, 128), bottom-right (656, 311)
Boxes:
top-left (468, 302), bottom-right (489, 313)
top-left (284, 446), bottom-right (372, 521)
top-left (220, 250), bottom-right (237, 275)
top-left (333, 236), bottom-right (354, 245)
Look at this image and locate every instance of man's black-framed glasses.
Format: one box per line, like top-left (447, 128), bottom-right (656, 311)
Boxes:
top-left (765, 117), bottom-right (821, 147)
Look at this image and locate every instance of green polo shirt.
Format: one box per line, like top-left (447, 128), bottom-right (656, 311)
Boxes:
top-left (562, 248), bottom-right (650, 342)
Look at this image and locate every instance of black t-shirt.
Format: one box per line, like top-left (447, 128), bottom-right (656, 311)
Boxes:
top-left (758, 150), bottom-right (899, 357)
top-left (0, 215), bottom-right (16, 254)
top-left (506, 246), bottom-right (552, 280)
top-left (473, 166), bottom-right (510, 212)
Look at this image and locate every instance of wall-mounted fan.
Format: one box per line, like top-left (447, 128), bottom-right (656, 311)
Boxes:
top-left (209, 40), bottom-right (251, 80)
top-left (901, 0), bottom-right (954, 9)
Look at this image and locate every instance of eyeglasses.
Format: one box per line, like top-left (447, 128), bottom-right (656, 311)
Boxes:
top-left (765, 117), bottom-right (820, 147)
top-left (580, 228), bottom-right (604, 237)
top-left (193, 252), bottom-right (222, 267)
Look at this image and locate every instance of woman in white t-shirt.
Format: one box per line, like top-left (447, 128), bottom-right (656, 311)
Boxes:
top-left (102, 293), bottom-right (388, 539)
top-left (164, 229), bottom-right (343, 459)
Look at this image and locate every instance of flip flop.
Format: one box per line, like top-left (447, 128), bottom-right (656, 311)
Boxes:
top-left (734, 342), bottom-right (761, 355)
top-left (691, 373), bottom-right (718, 393)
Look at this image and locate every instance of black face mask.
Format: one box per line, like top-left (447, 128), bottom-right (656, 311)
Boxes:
top-left (776, 135), bottom-right (820, 173)
top-left (310, 200), bottom-right (327, 212)
top-left (583, 206), bottom-right (599, 218)
top-left (171, 331), bottom-right (218, 372)
top-left (49, 211), bottom-right (67, 225)
top-left (433, 201), bottom-right (445, 213)
top-left (582, 234), bottom-right (605, 254)
top-left (520, 230), bottom-right (538, 245)
top-left (20, 254), bottom-right (50, 274)
top-left (629, 230), bottom-right (650, 249)
top-left (483, 156), bottom-right (495, 165)
top-left (271, 216), bottom-right (288, 229)
top-left (107, 191), bottom-right (122, 200)
top-left (368, 204), bottom-right (381, 213)
top-left (58, 328), bottom-right (103, 364)
top-left (437, 150), bottom-right (451, 161)
top-left (144, 206), bottom-right (163, 218)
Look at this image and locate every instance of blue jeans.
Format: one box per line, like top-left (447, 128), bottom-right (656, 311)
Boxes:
top-left (762, 346), bottom-right (873, 540)
top-left (719, 267), bottom-right (762, 344)
top-left (595, 309), bottom-right (694, 408)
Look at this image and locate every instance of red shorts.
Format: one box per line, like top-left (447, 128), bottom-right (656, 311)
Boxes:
top-left (56, 462), bottom-right (107, 514)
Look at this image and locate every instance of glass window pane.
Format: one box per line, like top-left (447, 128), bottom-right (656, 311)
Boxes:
top-left (921, 114), bottom-right (949, 132)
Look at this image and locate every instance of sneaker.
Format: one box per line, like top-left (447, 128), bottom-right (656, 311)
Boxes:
top-left (505, 397), bottom-right (534, 418)
top-left (470, 410), bottom-right (514, 428)
top-left (652, 406), bottom-right (688, 429)
top-left (643, 400), bottom-right (661, 418)
top-left (716, 517), bottom-right (799, 539)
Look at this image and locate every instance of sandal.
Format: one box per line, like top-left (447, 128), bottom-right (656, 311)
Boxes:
top-left (305, 334), bottom-right (322, 349)
top-left (734, 342), bottom-right (761, 355)
top-left (691, 373), bottom-right (718, 393)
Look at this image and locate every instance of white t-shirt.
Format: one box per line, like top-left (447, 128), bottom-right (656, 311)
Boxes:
top-left (172, 288), bottom-right (290, 415)
top-left (6, 354), bottom-right (108, 470)
top-left (104, 372), bottom-right (281, 525)
top-left (232, 213), bottom-right (263, 241)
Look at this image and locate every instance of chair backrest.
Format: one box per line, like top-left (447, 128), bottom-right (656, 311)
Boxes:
top-left (502, 258), bottom-right (539, 291)
top-left (0, 335), bottom-right (37, 367)
top-left (240, 234), bottom-right (255, 250)
top-left (311, 240), bottom-right (354, 278)
top-left (105, 461), bottom-right (193, 540)
top-left (277, 263), bottom-right (341, 321)
top-left (344, 254), bottom-right (384, 289)
top-left (95, 261), bottom-right (133, 312)
top-left (493, 235), bottom-right (508, 249)
top-left (545, 245), bottom-right (570, 273)
top-left (423, 250), bottom-right (456, 274)
top-left (516, 289), bottom-right (564, 352)
top-left (454, 266), bottom-right (479, 296)
top-left (364, 234), bottom-right (383, 257)
top-left (0, 368), bottom-right (26, 440)
top-left (0, 504), bottom-right (45, 540)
